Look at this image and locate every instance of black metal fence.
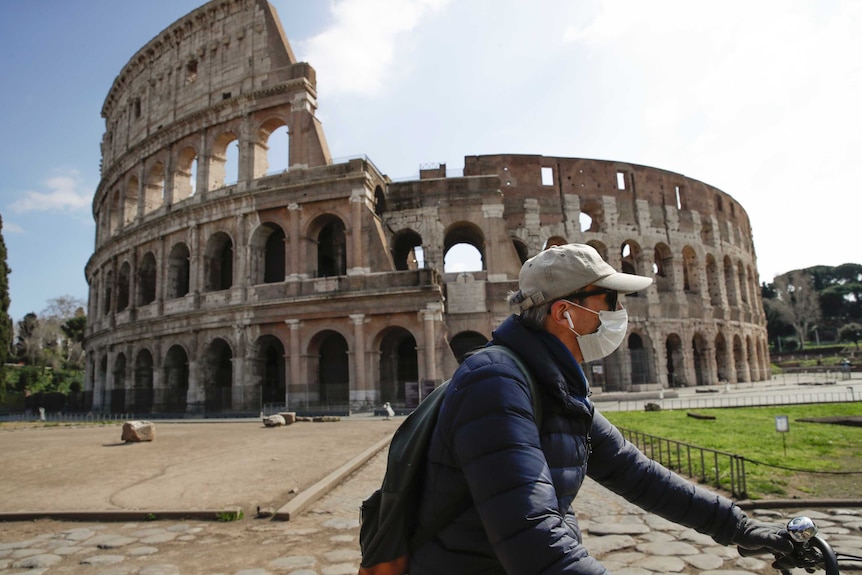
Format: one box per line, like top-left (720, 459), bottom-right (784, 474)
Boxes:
top-left (618, 427), bottom-right (747, 498)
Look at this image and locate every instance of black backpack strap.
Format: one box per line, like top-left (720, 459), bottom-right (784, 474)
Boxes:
top-left (408, 344), bottom-right (541, 553)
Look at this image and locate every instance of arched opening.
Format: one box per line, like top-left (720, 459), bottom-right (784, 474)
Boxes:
top-left (378, 327), bottom-right (418, 405)
top-left (715, 332), bottom-right (731, 382)
top-left (311, 330), bottom-right (349, 410)
top-left (392, 229), bottom-right (424, 271)
top-left (124, 176), bottom-right (139, 225)
top-left (144, 161), bottom-right (165, 215)
top-left (103, 269), bottom-right (113, 316)
top-left (448, 331), bottom-right (489, 364)
top-left (209, 132), bottom-right (239, 189)
top-left (512, 238), bottom-right (529, 264)
top-left (374, 185), bottom-right (386, 217)
top-left (621, 241), bottom-right (644, 297)
top-left (629, 333), bottom-right (650, 385)
top-left (174, 146), bottom-right (198, 201)
top-left (692, 333), bottom-right (708, 386)
top-left (203, 338), bottom-right (233, 413)
top-left (251, 223), bottom-right (286, 284)
top-left (117, 262), bottom-right (131, 311)
top-left (167, 243), bottom-right (190, 299)
top-left (706, 254), bottom-right (722, 306)
top-left (586, 241), bottom-right (608, 262)
top-left (315, 216), bottom-right (347, 277)
top-left (654, 243), bottom-right (675, 292)
top-left (111, 353), bottom-right (127, 413)
top-left (444, 222), bottom-right (485, 273)
top-left (134, 349), bottom-right (154, 413)
top-left (204, 232), bottom-right (234, 292)
top-left (580, 200), bottom-right (603, 232)
top-left (666, 333), bottom-right (685, 387)
top-left (163, 345), bottom-right (189, 413)
top-left (256, 335), bottom-right (286, 407)
top-left (543, 236), bottom-right (567, 250)
top-left (97, 356), bottom-right (108, 412)
top-left (266, 124), bottom-right (289, 174)
top-left (737, 262), bottom-right (749, 304)
top-left (137, 252), bottom-right (157, 306)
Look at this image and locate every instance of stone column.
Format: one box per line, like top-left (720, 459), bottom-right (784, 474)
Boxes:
top-left (420, 304), bottom-right (443, 382)
top-left (285, 319), bottom-right (302, 406)
top-left (287, 203), bottom-right (302, 280)
top-left (350, 314), bottom-right (367, 403)
top-left (349, 189), bottom-right (366, 275)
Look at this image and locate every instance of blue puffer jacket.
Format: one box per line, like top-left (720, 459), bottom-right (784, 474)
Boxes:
top-left (410, 315), bottom-right (743, 574)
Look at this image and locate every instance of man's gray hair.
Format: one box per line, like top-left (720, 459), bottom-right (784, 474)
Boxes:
top-left (519, 299), bottom-right (554, 331)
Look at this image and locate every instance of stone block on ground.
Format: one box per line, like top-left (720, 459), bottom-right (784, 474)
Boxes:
top-left (122, 420), bottom-right (155, 442)
top-left (263, 414), bottom-right (286, 427)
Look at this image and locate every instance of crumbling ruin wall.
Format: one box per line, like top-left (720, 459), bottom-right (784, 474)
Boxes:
top-left (83, 0), bottom-right (768, 415)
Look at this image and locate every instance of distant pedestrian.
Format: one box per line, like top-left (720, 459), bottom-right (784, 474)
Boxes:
top-left (383, 402), bottom-right (395, 420)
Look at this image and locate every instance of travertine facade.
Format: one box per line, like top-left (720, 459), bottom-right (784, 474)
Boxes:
top-left (83, 0), bottom-right (768, 414)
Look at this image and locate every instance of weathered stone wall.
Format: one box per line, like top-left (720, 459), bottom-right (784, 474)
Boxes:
top-left (83, 0), bottom-right (768, 415)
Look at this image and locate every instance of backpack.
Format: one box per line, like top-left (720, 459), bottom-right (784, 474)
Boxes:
top-left (357, 345), bottom-right (540, 575)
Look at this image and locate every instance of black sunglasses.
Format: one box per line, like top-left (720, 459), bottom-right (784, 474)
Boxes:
top-left (565, 288), bottom-right (618, 311)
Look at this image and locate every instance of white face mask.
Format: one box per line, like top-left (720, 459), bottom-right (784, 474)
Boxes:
top-left (563, 301), bottom-right (628, 363)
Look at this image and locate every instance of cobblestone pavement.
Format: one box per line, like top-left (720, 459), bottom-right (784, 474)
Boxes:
top-left (2, 443), bottom-right (862, 575)
top-left (0, 432), bottom-right (862, 575)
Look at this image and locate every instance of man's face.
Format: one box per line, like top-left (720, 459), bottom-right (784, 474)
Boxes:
top-left (547, 285), bottom-right (619, 362)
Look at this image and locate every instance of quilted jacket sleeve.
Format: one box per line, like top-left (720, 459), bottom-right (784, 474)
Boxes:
top-left (444, 355), bottom-right (609, 574)
top-left (586, 411), bottom-right (743, 544)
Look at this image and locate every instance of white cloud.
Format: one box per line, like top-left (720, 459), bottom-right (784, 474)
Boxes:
top-left (8, 170), bottom-right (92, 213)
top-left (3, 221), bottom-right (24, 234)
top-left (299, 0), bottom-right (449, 96)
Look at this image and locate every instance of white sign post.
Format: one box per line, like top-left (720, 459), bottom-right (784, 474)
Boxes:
top-left (775, 415), bottom-right (789, 456)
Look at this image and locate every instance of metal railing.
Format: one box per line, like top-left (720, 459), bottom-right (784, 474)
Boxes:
top-left (597, 388), bottom-right (858, 412)
top-left (619, 427), bottom-right (747, 498)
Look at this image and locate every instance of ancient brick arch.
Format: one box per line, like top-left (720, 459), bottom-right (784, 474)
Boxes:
top-left (84, 0), bottom-right (769, 415)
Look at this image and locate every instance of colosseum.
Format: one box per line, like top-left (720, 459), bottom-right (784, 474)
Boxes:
top-left (83, 0), bottom-right (768, 415)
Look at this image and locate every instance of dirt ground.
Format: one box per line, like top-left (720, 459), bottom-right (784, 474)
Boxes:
top-left (0, 417), bottom-right (401, 514)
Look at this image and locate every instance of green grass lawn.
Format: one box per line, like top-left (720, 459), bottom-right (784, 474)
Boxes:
top-left (603, 403), bottom-right (862, 500)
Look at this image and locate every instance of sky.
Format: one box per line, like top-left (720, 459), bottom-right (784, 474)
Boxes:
top-left (2, 0), bottom-right (861, 323)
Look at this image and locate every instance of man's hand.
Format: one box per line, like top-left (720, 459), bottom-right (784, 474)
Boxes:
top-left (731, 517), bottom-right (794, 556)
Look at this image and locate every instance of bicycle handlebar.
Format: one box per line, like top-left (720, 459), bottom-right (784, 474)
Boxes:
top-left (773, 516), bottom-right (840, 575)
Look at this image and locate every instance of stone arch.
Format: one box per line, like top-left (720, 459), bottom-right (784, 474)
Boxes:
top-left (166, 242), bottom-right (190, 299)
top-left (163, 344), bottom-right (189, 412)
top-left (125, 175), bottom-right (139, 225)
top-left (173, 146), bottom-right (198, 201)
top-left (144, 160), bottom-right (165, 215)
top-left (308, 214), bottom-right (347, 278)
top-left (692, 332), bottom-right (709, 386)
top-left (203, 337), bottom-right (233, 413)
top-left (378, 326), bottom-right (418, 405)
top-left (715, 332), bottom-right (731, 382)
top-left (448, 330), bottom-right (489, 364)
top-left (112, 352), bottom-right (127, 413)
top-left (666, 333), bottom-right (685, 387)
top-left (586, 240), bottom-right (608, 262)
top-left (444, 221), bottom-right (485, 272)
top-left (628, 332), bottom-right (653, 386)
top-left (98, 355), bottom-right (108, 412)
top-left (579, 199), bottom-right (603, 232)
top-left (543, 236), bottom-right (567, 250)
top-left (259, 117), bottom-right (289, 176)
top-left (308, 330), bottom-right (349, 409)
top-left (117, 261), bottom-right (131, 311)
top-left (682, 246), bottom-right (699, 293)
top-left (654, 243), bottom-right (675, 292)
top-left (392, 229), bottom-right (424, 271)
top-left (251, 222), bottom-right (286, 284)
top-left (723, 256), bottom-right (738, 305)
top-left (209, 131), bottom-right (239, 190)
top-left (620, 241), bottom-right (644, 295)
top-left (705, 254), bottom-right (722, 306)
top-left (134, 348), bottom-right (154, 413)
top-left (737, 261), bottom-right (749, 305)
top-left (204, 231), bottom-right (234, 292)
top-left (512, 237), bottom-right (529, 264)
top-left (255, 334), bottom-right (286, 406)
top-left (137, 251), bottom-right (157, 306)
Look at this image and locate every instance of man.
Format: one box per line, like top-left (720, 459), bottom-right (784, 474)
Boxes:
top-left (410, 243), bottom-right (792, 574)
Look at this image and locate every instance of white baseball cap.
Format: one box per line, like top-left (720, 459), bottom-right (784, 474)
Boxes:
top-left (509, 243), bottom-right (653, 310)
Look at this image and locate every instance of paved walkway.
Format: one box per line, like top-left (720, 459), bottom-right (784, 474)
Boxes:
top-left (2, 420), bottom-right (862, 574)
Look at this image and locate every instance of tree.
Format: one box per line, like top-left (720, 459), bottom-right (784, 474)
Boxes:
top-left (839, 322), bottom-right (862, 350)
top-left (0, 215), bottom-right (10, 399)
top-left (40, 296), bottom-right (86, 370)
top-left (772, 270), bottom-right (822, 349)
